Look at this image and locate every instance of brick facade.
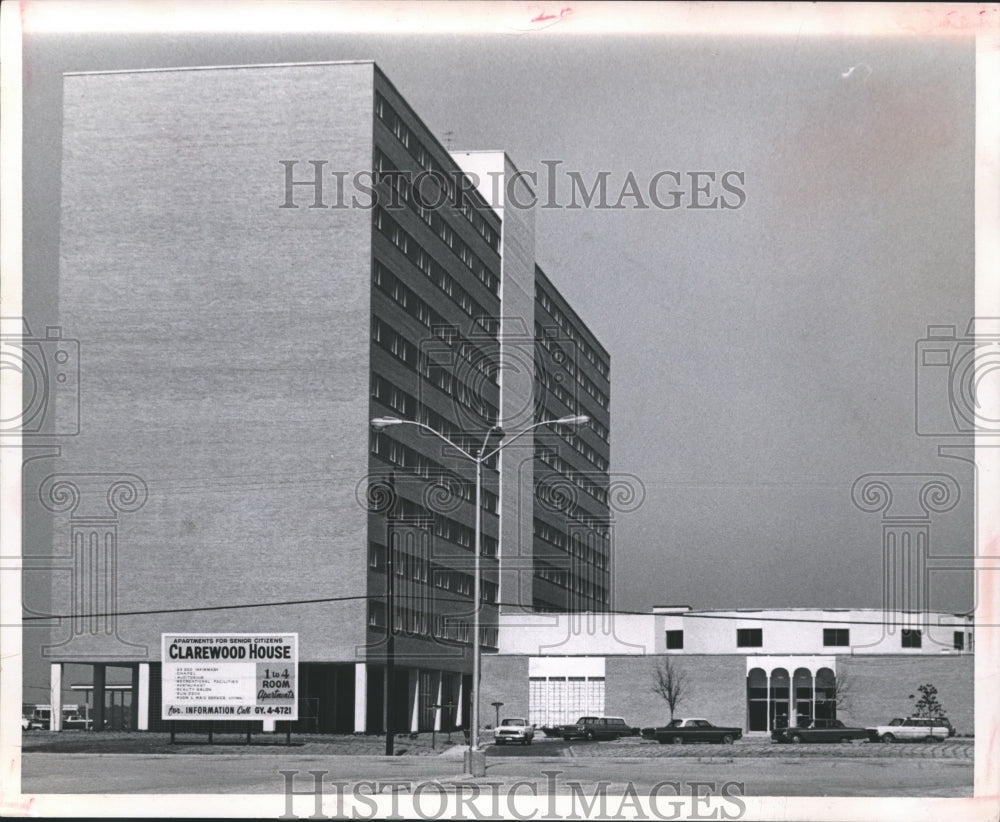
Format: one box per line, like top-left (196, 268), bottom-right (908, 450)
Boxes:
top-left (483, 653), bottom-right (973, 733)
top-left (838, 654), bottom-right (973, 733)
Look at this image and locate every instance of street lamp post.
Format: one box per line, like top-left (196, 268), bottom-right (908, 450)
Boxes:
top-left (371, 413), bottom-right (589, 774)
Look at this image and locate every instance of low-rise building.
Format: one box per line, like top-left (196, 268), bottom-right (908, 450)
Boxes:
top-left (481, 607), bottom-right (973, 734)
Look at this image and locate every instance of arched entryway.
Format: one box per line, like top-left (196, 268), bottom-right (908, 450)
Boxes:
top-left (746, 658), bottom-right (838, 732)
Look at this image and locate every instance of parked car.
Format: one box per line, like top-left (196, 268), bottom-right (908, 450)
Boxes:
top-left (654, 718), bottom-right (742, 745)
top-left (559, 716), bottom-right (634, 741)
top-left (866, 716), bottom-right (955, 743)
top-left (771, 718), bottom-right (868, 744)
top-left (24, 705), bottom-right (93, 731)
top-left (21, 715), bottom-right (43, 731)
top-left (493, 718), bottom-right (534, 745)
top-left (63, 713), bottom-right (93, 730)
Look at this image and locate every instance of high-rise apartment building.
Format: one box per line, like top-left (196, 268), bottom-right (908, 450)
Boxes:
top-left (28, 61), bottom-right (610, 734)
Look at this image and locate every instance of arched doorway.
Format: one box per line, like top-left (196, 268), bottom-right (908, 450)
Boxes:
top-left (815, 668), bottom-right (837, 722)
top-left (746, 668), bottom-right (767, 731)
top-left (793, 668), bottom-right (814, 728)
top-left (770, 668), bottom-right (790, 730)
top-left (746, 658), bottom-right (838, 733)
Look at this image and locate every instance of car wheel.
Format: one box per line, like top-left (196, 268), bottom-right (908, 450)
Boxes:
top-left (671, 735), bottom-right (684, 745)
top-left (721, 734), bottom-right (734, 745)
top-left (789, 734), bottom-right (803, 744)
top-left (924, 735), bottom-right (938, 743)
top-left (585, 730), bottom-right (594, 741)
top-left (882, 733), bottom-right (895, 743)
top-left (563, 735), bottom-right (571, 741)
top-left (496, 739), bottom-right (504, 745)
top-left (840, 737), bottom-right (851, 744)
top-left (526, 738), bottom-right (532, 745)
top-left (658, 737), bottom-right (668, 744)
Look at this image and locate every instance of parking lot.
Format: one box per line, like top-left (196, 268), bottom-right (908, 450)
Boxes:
top-left (487, 734), bottom-right (973, 759)
top-left (18, 730), bottom-right (974, 797)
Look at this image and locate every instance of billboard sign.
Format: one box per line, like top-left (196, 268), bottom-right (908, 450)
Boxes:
top-left (161, 633), bottom-right (297, 721)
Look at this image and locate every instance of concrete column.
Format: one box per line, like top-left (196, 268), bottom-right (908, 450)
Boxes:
top-left (49, 663), bottom-right (63, 731)
top-left (434, 672), bottom-right (443, 732)
top-left (93, 664), bottom-right (106, 732)
top-left (454, 676), bottom-right (464, 727)
top-left (137, 663), bottom-right (149, 731)
top-left (408, 669), bottom-right (420, 733)
top-left (765, 671), bottom-right (771, 732)
top-left (353, 663), bottom-right (367, 733)
top-left (810, 671), bottom-right (816, 724)
top-left (130, 666), bottom-right (140, 731)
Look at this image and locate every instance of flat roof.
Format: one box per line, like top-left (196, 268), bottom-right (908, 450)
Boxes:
top-left (65, 59), bottom-right (376, 77)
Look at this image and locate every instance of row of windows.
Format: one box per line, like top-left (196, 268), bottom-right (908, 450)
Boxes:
top-left (375, 92), bottom-right (501, 256)
top-left (366, 600), bottom-right (499, 648)
top-left (374, 261), bottom-right (498, 387)
top-left (368, 541), bottom-right (498, 604)
top-left (535, 478), bottom-right (610, 531)
top-left (535, 445), bottom-right (609, 506)
top-left (534, 557), bottom-right (609, 604)
top-left (536, 323), bottom-right (610, 412)
top-left (536, 283), bottom-right (610, 379)
top-left (369, 430), bottom-right (500, 515)
top-left (535, 410), bottom-right (609, 473)
top-left (371, 316), bottom-right (499, 425)
top-left (373, 208), bottom-right (499, 334)
top-left (537, 371), bottom-right (610, 444)
top-left (374, 149), bottom-right (500, 293)
top-left (366, 489), bottom-right (499, 557)
top-left (533, 518), bottom-right (611, 568)
top-left (531, 590), bottom-right (605, 614)
top-left (370, 372), bottom-right (499, 470)
top-left (664, 627), bottom-right (968, 650)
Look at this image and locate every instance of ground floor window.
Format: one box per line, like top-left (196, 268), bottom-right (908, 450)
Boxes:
top-left (529, 675), bottom-right (605, 727)
top-left (747, 666), bottom-right (837, 731)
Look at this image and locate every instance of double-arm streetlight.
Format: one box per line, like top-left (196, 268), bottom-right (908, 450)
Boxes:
top-left (370, 413), bottom-right (589, 769)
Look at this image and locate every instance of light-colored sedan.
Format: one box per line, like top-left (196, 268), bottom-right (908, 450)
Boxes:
top-left (493, 718), bottom-right (534, 745)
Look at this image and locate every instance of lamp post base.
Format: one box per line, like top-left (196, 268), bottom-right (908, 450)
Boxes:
top-left (463, 749), bottom-right (487, 777)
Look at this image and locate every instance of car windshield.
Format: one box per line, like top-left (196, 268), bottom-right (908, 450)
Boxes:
top-left (667, 720), bottom-right (683, 727)
top-left (501, 719), bottom-right (525, 726)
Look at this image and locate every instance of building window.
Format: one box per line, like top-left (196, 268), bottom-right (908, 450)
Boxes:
top-left (901, 629), bottom-right (922, 648)
top-left (368, 601), bottom-right (386, 629)
top-left (737, 628), bottom-right (763, 648)
top-left (953, 631), bottom-right (964, 651)
top-left (665, 630), bottom-right (684, 650)
top-left (823, 628), bottom-right (849, 647)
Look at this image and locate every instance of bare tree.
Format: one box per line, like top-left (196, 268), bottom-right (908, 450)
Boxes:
top-left (830, 671), bottom-right (853, 717)
top-left (652, 657), bottom-right (688, 720)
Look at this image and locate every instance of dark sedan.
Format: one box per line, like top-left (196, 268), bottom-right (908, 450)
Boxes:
top-left (654, 718), bottom-right (742, 744)
top-left (559, 716), bottom-right (635, 741)
top-left (772, 718), bottom-right (869, 744)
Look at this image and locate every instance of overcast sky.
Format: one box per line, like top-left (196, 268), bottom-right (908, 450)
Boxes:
top-left (21, 13), bottom-right (976, 621)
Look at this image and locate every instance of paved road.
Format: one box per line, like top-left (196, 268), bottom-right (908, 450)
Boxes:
top-left (20, 749), bottom-right (972, 798)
